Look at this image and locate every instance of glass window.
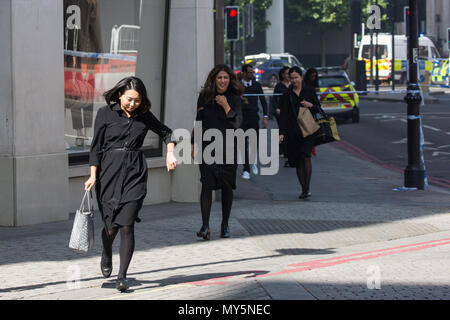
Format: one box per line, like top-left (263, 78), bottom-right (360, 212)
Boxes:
top-left (272, 60), bottom-right (283, 68)
top-left (419, 45), bottom-right (429, 59)
top-left (431, 47), bottom-right (441, 58)
top-left (361, 45), bottom-right (388, 59)
top-left (63, 0), bottom-right (170, 165)
top-left (318, 76), bottom-right (349, 87)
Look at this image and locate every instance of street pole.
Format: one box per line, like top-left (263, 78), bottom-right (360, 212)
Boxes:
top-left (370, 0), bottom-right (374, 86)
top-left (404, 0), bottom-right (424, 189)
top-left (214, 0), bottom-right (225, 65)
top-left (375, 0), bottom-right (379, 93)
top-left (391, 12), bottom-right (395, 91)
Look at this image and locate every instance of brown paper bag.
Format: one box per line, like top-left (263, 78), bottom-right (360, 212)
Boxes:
top-left (297, 107), bottom-right (320, 137)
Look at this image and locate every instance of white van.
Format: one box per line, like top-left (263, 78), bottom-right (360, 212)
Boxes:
top-left (358, 34), bottom-right (440, 83)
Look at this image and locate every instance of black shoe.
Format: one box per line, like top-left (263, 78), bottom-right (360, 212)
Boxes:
top-left (299, 191), bottom-right (311, 199)
top-left (197, 226), bottom-right (210, 240)
top-left (116, 278), bottom-right (129, 292)
top-left (220, 225), bottom-right (230, 238)
top-left (284, 161), bottom-right (290, 167)
top-left (100, 250), bottom-right (112, 278)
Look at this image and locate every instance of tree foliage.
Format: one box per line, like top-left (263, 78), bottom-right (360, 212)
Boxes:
top-left (286, 0), bottom-right (390, 34)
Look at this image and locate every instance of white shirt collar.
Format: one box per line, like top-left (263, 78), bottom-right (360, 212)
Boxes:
top-left (242, 79), bottom-right (252, 87)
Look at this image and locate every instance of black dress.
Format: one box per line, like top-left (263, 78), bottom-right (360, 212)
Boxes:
top-left (279, 85), bottom-right (321, 167)
top-left (89, 103), bottom-right (174, 229)
top-left (194, 91), bottom-right (243, 190)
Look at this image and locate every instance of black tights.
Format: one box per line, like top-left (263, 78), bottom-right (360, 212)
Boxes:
top-left (102, 225), bottom-right (135, 280)
top-left (296, 157), bottom-right (312, 193)
top-left (200, 184), bottom-right (233, 228)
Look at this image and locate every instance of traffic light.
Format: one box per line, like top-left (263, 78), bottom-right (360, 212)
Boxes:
top-left (393, 0), bottom-right (408, 22)
top-left (225, 6), bottom-right (239, 41)
top-left (351, 1), bottom-right (361, 35)
top-left (404, 6), bottom-right (410, 35)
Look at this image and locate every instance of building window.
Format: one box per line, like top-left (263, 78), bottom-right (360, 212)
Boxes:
top-left (63, 0), bottom-right (170, 165)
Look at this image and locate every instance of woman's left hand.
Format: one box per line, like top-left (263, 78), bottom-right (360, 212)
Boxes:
top-left (166, 151), bottom-right (177, 172)
top-left (215, 95), bottom-right (231, 114)
top-left (300, 100), bottom-right (313, 108)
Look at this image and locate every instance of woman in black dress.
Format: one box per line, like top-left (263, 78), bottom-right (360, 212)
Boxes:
top-left (279, 66), bottom-right (321, 199)
top-left (304, 67), bottom-right (319, 91)
top-left (192, 64), bottom-right (244, 240)
top-left (84, 77), bottom-right (177, 292)
top-left (272, 66), bottom-right (291, 167)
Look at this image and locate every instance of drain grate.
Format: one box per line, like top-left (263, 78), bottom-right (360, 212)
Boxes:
top-left (238, 218), bottom-right (374, 235)
top-left (237, 218), bottom-right (439, 236)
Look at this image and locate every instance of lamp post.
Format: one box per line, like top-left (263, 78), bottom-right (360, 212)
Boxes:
top-left (403, 0), bottom-right (424, 189)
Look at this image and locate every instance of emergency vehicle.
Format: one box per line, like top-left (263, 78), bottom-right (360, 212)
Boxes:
top-left (358, 34), bottom-right (440, 83)
top-left (431, 59), bottom-right (450, 85)
top-left (316, 68), bottom-right (360, 123)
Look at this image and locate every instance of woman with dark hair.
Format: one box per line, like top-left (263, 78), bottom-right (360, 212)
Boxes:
top-left (279, 66), bottom-right (321, 199)
top-left (304, 68), bottom-right (319, 91)
top-left (84, 76), bottom-right (177, 292)
top-left (272, 66), bottom-right (291, 167)
top-left (192, 64), bottom-right (244, 240)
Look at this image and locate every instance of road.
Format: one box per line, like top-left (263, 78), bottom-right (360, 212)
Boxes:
top-left (335, 99), bottom-right (450, 189)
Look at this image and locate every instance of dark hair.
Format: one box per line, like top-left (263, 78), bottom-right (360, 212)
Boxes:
top-left (241, 64), bottom-right (253, 73)
top-left (288, 66), bottom-right (303, 77)
top-left (200, 64), bottom-right (245, 105)
top-left (304, 68), bottom-right (319, 88)
top-left (103, 76), bottom-right (151, 113)
top-left (278, 66), bottom-right (290, 81)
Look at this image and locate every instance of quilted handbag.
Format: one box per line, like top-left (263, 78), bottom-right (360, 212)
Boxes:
top-left (69, 190), bottom-right (95, 253)
top-left (314, 110), bottom-right (340, 146)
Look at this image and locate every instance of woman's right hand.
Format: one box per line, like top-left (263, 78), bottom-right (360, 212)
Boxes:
top-left (84, 176), bottom-right (96, 191)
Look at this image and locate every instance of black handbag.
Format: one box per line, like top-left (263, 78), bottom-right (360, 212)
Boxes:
top-left (313, 108), bottom-right (340, 146)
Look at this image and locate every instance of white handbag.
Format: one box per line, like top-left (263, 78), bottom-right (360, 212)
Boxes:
top-left (69, 190), bottom-right (95, 253)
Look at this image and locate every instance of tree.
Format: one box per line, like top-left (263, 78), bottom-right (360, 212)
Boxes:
top-left (285, 0), bottom-right (389, 66)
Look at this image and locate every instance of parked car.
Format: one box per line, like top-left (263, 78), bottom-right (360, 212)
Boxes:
top-left (317, 68), bottom-right (360, 123)
top-left (238, 53), bottom-right (306, 87)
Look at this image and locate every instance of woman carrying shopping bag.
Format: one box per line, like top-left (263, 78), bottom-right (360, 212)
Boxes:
top-left (84, 76), bottom-right (177, 292)
top-left (278, 67), bottom-right (322, 200)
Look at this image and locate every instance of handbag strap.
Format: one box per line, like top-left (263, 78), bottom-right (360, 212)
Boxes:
top-left (79, 190), bottom-right (94, 214)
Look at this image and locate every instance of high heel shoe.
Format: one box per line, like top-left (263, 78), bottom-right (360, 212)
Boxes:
top-left (299, 191), bottom-right (311, 199)
top-left (196, 226), bottom-right (210, 240)
top-left (220, 224), bottom-right (230, 238)
top-left (116, 278), bottom-right (129, 292)
top-left (100, 249), bottom-right (112, 278)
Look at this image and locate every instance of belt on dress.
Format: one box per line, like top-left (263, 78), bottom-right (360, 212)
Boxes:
top-left (109, 147), bottom-right (141, 152)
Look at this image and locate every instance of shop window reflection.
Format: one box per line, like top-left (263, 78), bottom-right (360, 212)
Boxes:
top-left (63, 0), bottom-right (168, 164)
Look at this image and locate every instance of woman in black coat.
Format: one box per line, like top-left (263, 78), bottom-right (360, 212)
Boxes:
top-left (192, 64), bottom-right (244, 240)
top-left (279, 66), bottom-right (321, 199)
top-left (272, 66), bottom-right (291, 167)
top-left (84, 77), bottom-right (177, 292)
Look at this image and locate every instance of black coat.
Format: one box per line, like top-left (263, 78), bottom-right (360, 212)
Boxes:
top-left (194, 91), bottom-right (243, 189)
top-left (279, 85), bottom-right (321, 165)
top-left (89, 103), bottom-right (174, 224)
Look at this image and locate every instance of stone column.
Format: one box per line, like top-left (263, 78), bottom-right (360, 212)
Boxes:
top-left (265, 0), bottom-right (284, 54)
top-left (0, 0), bottom-right (68, 226)
top-left (164, 0), bottom-right (215, 202)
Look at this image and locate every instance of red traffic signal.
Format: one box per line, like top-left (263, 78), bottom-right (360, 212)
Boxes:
top-left (229, 9), bottom-right (237, 17)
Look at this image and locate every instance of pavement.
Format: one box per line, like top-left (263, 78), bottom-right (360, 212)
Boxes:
top-left (1, 119), bottom-right (450, 303)
top-left (359, 85), bottom-right (450, 104)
